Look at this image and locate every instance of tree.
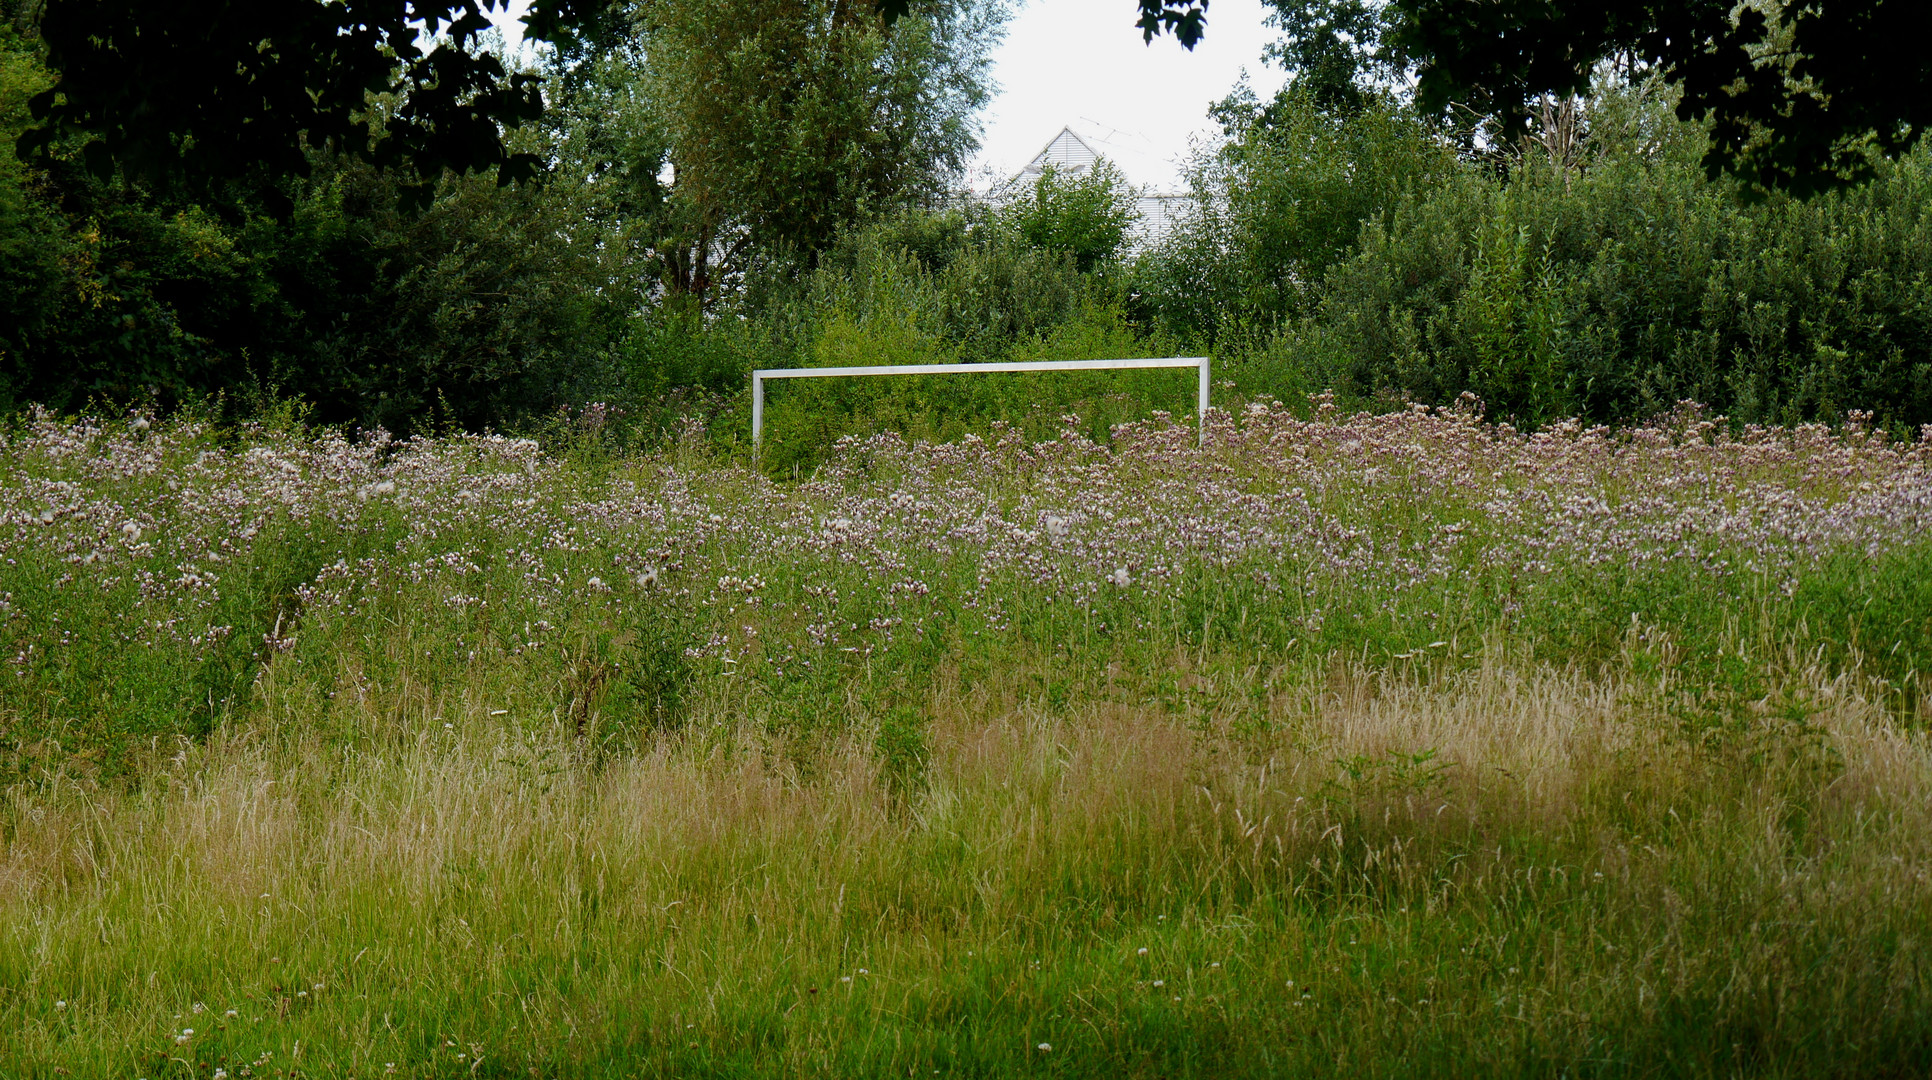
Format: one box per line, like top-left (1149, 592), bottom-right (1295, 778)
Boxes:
top-left (13, 0), bottom-right (1213, 215)
top-left (1, 10), bottom-right (622, 428)
top-left (1001, 160), bottom-right (1139, 275)
top-left (555, 0), bottom-right (1001, 306)
top-left (16, 0), bottom-right (614, 207)
top-left (1259, 0), bottom-right (1399, 114)
top-left (1250, 0), bottom-right (1932, 198)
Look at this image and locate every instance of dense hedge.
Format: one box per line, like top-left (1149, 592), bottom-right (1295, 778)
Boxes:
top-left (1136, 89), bottom-right (1932, 431)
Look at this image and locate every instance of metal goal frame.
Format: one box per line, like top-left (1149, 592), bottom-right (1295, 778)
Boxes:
top-left (750, 356), bottom-right (1210, 454)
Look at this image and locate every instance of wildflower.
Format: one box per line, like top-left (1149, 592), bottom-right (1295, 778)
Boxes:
top-left (121, 521), bottom-right (141, 541)
top-left (1109, 567), bottom-right (1131, 588)
top-left (36, 508), bottom-right (55, 525)
top-left (636, 566), bottom-right (660, 588)
top-left (1037, 1043), bottom-right (1051, 1052)
top-left (175, 1030), bottom-right (193, 1045)
top-left (1137, 947), bottom-right (1148, 956)
top-left (54, 1000), bottom-right (65, 1010)
top-left (1152, 980), bottom-right (1165, 988)
top-left (588, 576), bottom-right (605, 588)
top-left (1044, 515), bottom-right (1069, 538)
top-left (214, 1069), bottom-right (227, 1079)
top-left (130, 417), bottom-right (150, 433)
top-left (225, 1009), bottom-right (238, 1018)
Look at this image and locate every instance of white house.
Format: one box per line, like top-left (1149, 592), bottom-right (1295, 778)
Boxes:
top-left (991, 124), bottom-right (1193, 247)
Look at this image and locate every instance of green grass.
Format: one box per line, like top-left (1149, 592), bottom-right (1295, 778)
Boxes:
top-left (6, 657), bottom-right (1929, 1079)
top-left (2, 410), bottom-right (1930, 1077)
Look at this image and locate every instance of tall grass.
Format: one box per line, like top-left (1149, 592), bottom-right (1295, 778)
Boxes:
top-left (3, 406), bottom-right (1930, 1075)
top-left (5, 653), bottom-right (1929, 1077)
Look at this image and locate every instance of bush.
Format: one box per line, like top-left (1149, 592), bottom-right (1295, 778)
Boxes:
top-left (1200, 85), bottom-right (1932, 430)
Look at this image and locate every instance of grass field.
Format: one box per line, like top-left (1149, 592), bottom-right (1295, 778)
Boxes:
top-left (4, 401), bottom-right (1931, 1077)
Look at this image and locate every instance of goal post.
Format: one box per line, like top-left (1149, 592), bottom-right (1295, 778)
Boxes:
top-left (750, 356), bottom-right (1211, 455)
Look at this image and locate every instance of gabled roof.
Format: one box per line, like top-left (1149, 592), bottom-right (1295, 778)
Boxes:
top-left (1013, 127), bottom-right (1104, 185)
top-left (990, 123), bottom-right (1198, 247)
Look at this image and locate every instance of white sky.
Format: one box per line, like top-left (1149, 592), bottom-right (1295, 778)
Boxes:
top-left (969, 0), bottom-right (1286, 193)
top-left (487, 0), bottom-right (1286, 194)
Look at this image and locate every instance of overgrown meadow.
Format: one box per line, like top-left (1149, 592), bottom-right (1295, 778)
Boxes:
top-left (4, 402), bottom-right (1932, 1078)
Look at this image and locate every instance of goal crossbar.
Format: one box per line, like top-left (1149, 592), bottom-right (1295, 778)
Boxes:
top-left (751, 356), bottom-right (1210, 453)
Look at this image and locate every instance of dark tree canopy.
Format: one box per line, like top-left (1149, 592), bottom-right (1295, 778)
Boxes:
top-left (1244, 0), bottom-right (1932, 198)
top-left (1394, 0), bottom-right (1932, 196)
top-left (17, 0), bottom-right (613, 206)
top-left (1259, 0), bottom-right (1393, 113)
top-left (13, 0), bottom-right (1216, 210)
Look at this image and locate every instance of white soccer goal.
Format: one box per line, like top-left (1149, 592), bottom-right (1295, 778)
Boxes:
top-left (751, 356), bottom-right (1211, 454)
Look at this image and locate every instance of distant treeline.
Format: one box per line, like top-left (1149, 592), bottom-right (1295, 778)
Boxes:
top-left (4, 3), bottom-right (1929, 449)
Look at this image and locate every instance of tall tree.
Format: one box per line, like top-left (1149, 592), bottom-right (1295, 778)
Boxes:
top-left (16, 0), bottom-right (614, 208)
top-left (557, 0), bottom-right (1001, 306)
top-left (1244, 0), bottom-right (1932, 198)
top-left (1259, 0), bottom-right (1399, 113)
top-left (15, 0), bottom-right (1209, 217)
